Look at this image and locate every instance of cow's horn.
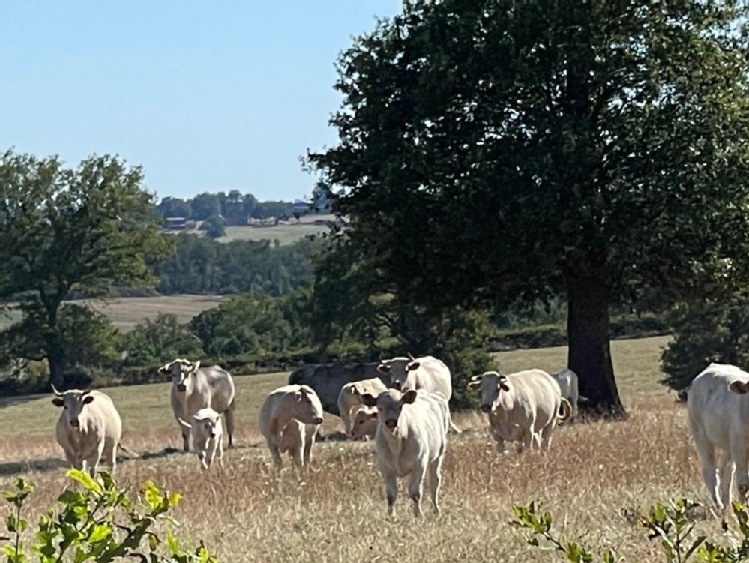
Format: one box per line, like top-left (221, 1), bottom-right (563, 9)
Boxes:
top-left (50, 384), bottom-right (62, 397)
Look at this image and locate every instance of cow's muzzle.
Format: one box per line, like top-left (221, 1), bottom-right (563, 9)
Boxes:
top-left (481, 404), bottom-right (492, 413)
top-left (384, 419), bottom-right (397, 430)
top-left (176, 384), bottom-right (186, 392)
top-left (70, 419), bottom-right (80, 428)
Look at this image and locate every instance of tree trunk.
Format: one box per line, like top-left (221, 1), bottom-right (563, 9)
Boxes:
top-left (47, 338), bottom-right (66, 390)
top-left (566, 274), bottom-right (626, 419)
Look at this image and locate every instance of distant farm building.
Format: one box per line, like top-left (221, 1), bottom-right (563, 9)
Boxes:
top-left (163, 217), bottom-right (187, 232)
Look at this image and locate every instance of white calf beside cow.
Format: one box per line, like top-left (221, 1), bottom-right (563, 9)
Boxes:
top-left (179, 407), bottom-right (225, 470)
top-left (337, 377), bottom-right (388, 435)
top-left (468, 370), bottom-right (570, 454)
top-left (259, 384), bottom-right (324, 468)
top-left (160, 358), bottom-right (236, 452)
top-left (360, 388), bottom-right (450, 517)
top-left (52, 386), bottom-right (138, 476)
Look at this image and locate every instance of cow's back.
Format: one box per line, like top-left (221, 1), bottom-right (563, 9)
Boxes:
top-left (287, 362), bottom-right (385, 416)
top-left (688, 364), bottom-right (749, 448)
top-left (508, 370), bottom-right (561, 428)
top-left (403, 357), bottom-right (453, 401)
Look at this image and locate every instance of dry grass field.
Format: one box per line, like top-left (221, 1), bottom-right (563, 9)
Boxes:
top-left (0, 335), bottom-right (723, 562)
top-left (75, 295), bottom-right (226, 332)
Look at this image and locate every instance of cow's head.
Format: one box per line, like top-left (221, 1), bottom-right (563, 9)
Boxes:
top-left (467, 371), bottom-right (510, 413)
top-left (163, 358), bottom-right (201, 393)
top-left (193, 410), bottom-right (220, 440)
top-left (351, 406), bottom-right (378, 439)
top-left (360, 388), bottom-right (418, 433)
top-left (378, 355), bottom-right (415, 391)
top-left (51, 385), bottom-right (95, 429)
top-left (292, 385), bottom-right (324, 425)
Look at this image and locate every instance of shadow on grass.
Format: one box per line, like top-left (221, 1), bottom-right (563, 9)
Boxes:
top-left (0, 442), bottom-right (267, 477)
top-left (0, 394), bottom-right (45, 410)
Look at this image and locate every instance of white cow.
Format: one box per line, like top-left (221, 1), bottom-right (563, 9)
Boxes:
top-left (360, 388), bottom-right (450, 517)
top-left (52, 387), bottom-right (137, 476)
top-left (259, 384), bottom-right (324, 468)
top-left (180, 407), bottom-right (224, 470)
top-left (687, 363), bottom-right (749, 515)
top-left (378, 355), bottom-right (462, 434)
top-left (468, 370), bottom-right (570, 454)
top-left (337, 377), bottom-right (388, 435)
top-left (160, 358), bottom-right (236, 452)
top-left (551, 368), bottom-right (579, 422)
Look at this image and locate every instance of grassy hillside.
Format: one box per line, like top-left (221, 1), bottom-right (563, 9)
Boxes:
top-left (0, 335), bottom-right (702, 562)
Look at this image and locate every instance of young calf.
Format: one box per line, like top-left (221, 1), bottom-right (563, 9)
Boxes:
top-left (182, 408), bottom-right (224, 470)
top-left (350, 405), bottom-right (378, 440)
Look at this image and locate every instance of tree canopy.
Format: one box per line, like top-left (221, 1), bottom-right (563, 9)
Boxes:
top-left (307, 0), bottom-right (749, 414)
top-left (0, 151), bottom-right (172, 386)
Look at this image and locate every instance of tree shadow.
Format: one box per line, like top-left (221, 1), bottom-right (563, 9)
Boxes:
top-left (0, 394), bottom-right (46, 409)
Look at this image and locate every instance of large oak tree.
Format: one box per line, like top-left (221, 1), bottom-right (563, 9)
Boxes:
top-left (308, 0), bottom-right (749, 414)
top-left (0, 151), bottom-right (172, 387)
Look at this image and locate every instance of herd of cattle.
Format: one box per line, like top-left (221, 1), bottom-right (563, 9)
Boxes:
top-left (49, 354), bottom-right (582, 516)
top-left (45, 355), bottom-right (749, 517)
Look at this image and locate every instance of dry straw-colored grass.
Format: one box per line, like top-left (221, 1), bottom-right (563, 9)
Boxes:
top-left (0, 335), bottom-right (723, 562)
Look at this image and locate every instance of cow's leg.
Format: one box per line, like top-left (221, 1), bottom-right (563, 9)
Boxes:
top-left (303, 438), bottom-right (314, 467)
top-left (177, 418), bottom-right (190, 452)
top-left (381, 468), bottom-right (398, 517)
top-left (516, 429), bottom-right (534, 454)
top-left (217, 435), bottom-right (224, 468)
top-left (266, 440), bottom-right (283, 468)
top-left (106, 440), bottom-right (117, 475)
top-left (408, 466), bottom-right (426, 517)
top-left (223, 404), bottom-right (235, 448)
top-left (694, 434), bottom-right (721, 512)
top-left (718, 453), bottom-right (735, 513)
top-left (730, 439), bottom-right (749, 505)
top-left (539, 420), bottom-right (557, 451)
top-left (490, 427), bottom-right (507, 454)
top-left (341, 409), bottom-right (352, 435)
top-left (428, 454), bottom-right (444, 515)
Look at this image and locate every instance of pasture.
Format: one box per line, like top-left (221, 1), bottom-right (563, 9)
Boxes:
top-left (0, 335), bottom-right (717, 562)
top-left (72, 295), bottom-right (226, 332)
top-left (217, 216), bottom-right (334, 245)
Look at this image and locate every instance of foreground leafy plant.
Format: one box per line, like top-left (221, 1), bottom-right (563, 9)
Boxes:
top-left (512, 498), bottom-right (749, 562)
top-left (2, 469), bottom-right (220, 562)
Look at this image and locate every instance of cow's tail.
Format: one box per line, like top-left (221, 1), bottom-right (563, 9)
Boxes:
top-left (557, 398), bottom-right (572, 422)
top-left (118, 443), bottom-right (140, 458)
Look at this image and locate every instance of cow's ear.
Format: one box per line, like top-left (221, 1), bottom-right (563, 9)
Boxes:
top-left (83, 395), bottom-right (95, 404)
top-left (407, 361), bottom-right (420, 371)
top-left (360, 393), bottom-right (377, 407)
top-left (468, 378), bottom-right (481, 391)
top-left (191, 361), bottom-right (201, 374)
top-left (730, 380), bottom-right (749, 395)
top-left (498, 375), bottom-right (511, 392)
top-left (52, 398), bottom-right (64, 407)
top-left (377, 364), bottom-right (391, 373)
top-left (401, 389), bottom-right (418, 404)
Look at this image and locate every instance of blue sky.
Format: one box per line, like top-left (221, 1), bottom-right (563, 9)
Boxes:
top-left (1, 1), bottom-right (402, 203)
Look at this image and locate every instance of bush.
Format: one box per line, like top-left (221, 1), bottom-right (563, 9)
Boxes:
top-left (2, 469), bottom-right (220, 562)
top-left (512, 498), bottom-right (749, 562)
top-left (660, 296), bottom-right (749, 392)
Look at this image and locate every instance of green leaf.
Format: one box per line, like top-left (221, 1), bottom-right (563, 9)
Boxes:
top-left (66, 469), bottom-right (102, 495)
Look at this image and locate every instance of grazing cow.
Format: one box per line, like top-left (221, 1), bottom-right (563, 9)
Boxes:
top-left (687, 363), bottom-right (749, 516)
top-left (52, 386), bottom-right (136, 476)
top-left (259, 384), bottom-right (324, 468)
top-left (160, 358), bottom-right (236, 452)
top-left (337, 377), bottom-right (388, 435)
top-left (551, 368), bottom-right (579, 422)
top-left (360, 388), bottom-right (450, 517)
top-left (350, 405), bottom-right (378, 440)
top-left (468, 370), bottom-right (570, 454)
top-left (181, 408), bottom-right (224, 470)
top-left (288, 362), bottom-right (390, 416)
